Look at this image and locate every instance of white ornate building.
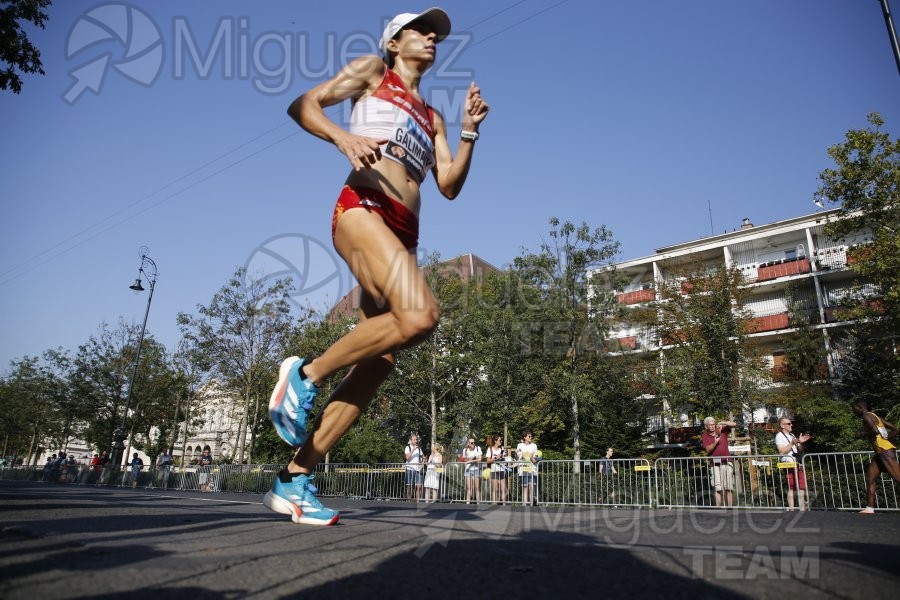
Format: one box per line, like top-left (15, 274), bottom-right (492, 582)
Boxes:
top-left (172, 379), bottom-right (253, 465)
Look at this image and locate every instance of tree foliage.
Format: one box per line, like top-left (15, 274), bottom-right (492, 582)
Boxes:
top-left (817, 112), bottom-right (899, 415)
top-left (0, 0), bottom-right (51, 93)
top-left (819, 112), bottom-right (900, 320)
top-left (637, 265), bottom-right (765, 424)
top-left (177, 268), bottom-right (294, 463)
top-left (510, 218), bottom-right (623, 460)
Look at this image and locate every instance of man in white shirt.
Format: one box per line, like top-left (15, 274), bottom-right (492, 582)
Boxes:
top-left (775, 418), bottom-right (811, 511)
top-left (404, 434), bottom-right (423, 501)
top-left (156, 447), bottom-right (174, 489)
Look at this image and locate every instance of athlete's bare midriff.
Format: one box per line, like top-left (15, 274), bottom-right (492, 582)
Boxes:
top-left (344, 160), bottom-right (422, 219)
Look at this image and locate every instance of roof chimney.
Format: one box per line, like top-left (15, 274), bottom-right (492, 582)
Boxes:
top-left (741, 218), bottom-right (753, 230)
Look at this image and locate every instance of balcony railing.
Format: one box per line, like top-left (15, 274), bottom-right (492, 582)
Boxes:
top-left (825, 299), bottom-right (886, 323)
top-left (616, 288), bottom-right (655, 305)
top-left (746, 312), bottom-right (789, 333)
top-left (606, 336), bottom-right (638, 351)
top-left (756, 257), bottom-right (811, 282)
top-left (814, 246), bottom-right (848, 271)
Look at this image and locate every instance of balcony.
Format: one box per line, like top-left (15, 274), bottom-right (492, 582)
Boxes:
top-left (846, 244), bottom-right (873, 267)
top-left (814, 247), bottom-right (848, 271)
top-left (616, 288), bottom-right (655, 305)
top-left (824, 299), bottom-right (886, 323)
top-left (772, 363), bottom-right (828, 382)
top-left (746, 312), bottom-right (789, 333)
top-left (668, 426), bottom-right (702, 443)
top-left (662, 330), bottom-right (688, 345)
top-left (680, 279), bottom-right (710, 295)
top-left (756, 257), bottom-right (811, 282)
top-left (606, 336), bottom-right (638, 351)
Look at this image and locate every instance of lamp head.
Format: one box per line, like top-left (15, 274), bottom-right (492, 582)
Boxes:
top-left (129, 278), bottom-right (145, 292)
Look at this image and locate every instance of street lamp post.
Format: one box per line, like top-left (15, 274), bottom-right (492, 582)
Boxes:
top-left (111, 248), bottom-right (158, 467)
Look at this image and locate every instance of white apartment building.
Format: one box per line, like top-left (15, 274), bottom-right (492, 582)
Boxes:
top-left (591, 209), bottom-right (878, 434)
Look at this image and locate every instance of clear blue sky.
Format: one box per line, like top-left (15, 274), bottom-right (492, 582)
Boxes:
top-left (1, 0), bottom-right (898, 372)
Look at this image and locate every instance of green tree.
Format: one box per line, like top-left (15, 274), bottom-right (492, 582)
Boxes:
top-left (642, 265), bottom-right (764, 425)
top-left (766, 287), bottom-right (856, 453)
top-left (168, 339), bottom-right (209, 465)
top-left (512, 218), bottom-right (622, 461)
top-left (0, 0), bottom-right (51, 93)
top-left (178, 268), bottom-right (294, 463)
top-left (467, 268), bottom-right (544, 451)
top-left (70, 320), bottom-right (139, 457)
top-left (375, 254), bottom-right (483, 453)
top-left (326, 414), bottom-right (402, 464)
top-left (1, 355), bottom-right (54, 463)
top-left (818, 112), bottom-right (899, 319)
top-left (817, 112), bottom-right (899, 417)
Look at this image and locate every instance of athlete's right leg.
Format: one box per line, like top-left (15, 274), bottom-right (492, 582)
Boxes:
top-left (880, 451), bottom-right (900, 482)
top-left (268, 208), bottom-right (436, 448)
top-left (862, 460), bottom-right (882, 512)
top-left (301, 208), bottom-right (439, 385)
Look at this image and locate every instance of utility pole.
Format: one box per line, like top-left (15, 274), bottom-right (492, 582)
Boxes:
top-left (880, 0), bottom-right (900, 77)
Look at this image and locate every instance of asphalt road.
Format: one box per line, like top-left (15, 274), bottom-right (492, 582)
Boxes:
top-left (1, 480), bottom-right (897, 599)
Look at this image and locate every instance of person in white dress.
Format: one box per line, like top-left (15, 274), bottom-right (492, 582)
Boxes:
top-left (423, 443), bottom-right (444, 503)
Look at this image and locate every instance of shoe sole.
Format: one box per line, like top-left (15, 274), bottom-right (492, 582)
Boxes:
top-left (268, 357), bottom-right (304, 446)
top-left (264, 490), bottom-right (340, 526)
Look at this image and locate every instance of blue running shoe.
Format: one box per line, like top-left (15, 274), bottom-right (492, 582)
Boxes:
top-left (269, 357), bottom-right (318, 447)
top-left (264, 472), bottom-right (339, 526)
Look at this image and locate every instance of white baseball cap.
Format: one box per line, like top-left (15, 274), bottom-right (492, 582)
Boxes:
top-left (379, 7), bottom-right (452, 58)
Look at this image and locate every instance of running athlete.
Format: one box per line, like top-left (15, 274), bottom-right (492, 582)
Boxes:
top-left (852, 400), bottom-right (900, 514)
top-left (264, 8), bottom-right (489, 526)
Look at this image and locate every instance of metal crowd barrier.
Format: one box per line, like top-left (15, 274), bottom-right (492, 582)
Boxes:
top-left (802, 452), bottom-right (898, 511)
top-left (2, 452), bottom-right (897, 511)
top-left (537, 459), bottom-right (653, 507)
top-left (655, 454), bottom-right (799, 510)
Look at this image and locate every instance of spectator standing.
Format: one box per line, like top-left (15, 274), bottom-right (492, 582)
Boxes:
top-left (423, 443), bottom-right (443, 503)
top-left (486, 434), bottom-right (508, 505)
top-left (85, 453), bottom-right (101, 485)
top-left (701, 417), bottom-right (737, 507)
top-left (775, 418), bottom-right (811, 511)
top-left (598, 447), bottom-right (617, 475)
top-left (198, 445), bottom-right (213, 492)
top-left (66, 454), bottom-right (77, 483)
top-left (463, 437), bottom-right (482, 505)
top-left (517, 431), bottom-right (539, 507)
top-left (129, 452), bottom-right (143, 488)
top-left (156, 448), bottom-right (174, 490)
top-left (42, 456), bottom-right (54, 482)
top-left (404, 434), bottom-right (424, 502)
top-left (98, 451), bottom-right (111, 485)
top-left (852, 400), bottom-right (900, 514)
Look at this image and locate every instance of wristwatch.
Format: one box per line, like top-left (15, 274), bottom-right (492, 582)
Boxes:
top-left (460, 130), bottom-right (479, 142)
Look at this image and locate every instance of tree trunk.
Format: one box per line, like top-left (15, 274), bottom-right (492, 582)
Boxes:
top-left (572, 387), bottom-right (581, 473)
top-left (237, 389), bottom-right (250, 464)
top-left (248, 392), bottom-right (260, 464)
top-left (180, 394), bottom-right (192, 465)
top-left (169, 394), bottom-right (181, 453)
top-left (26, 427), bottom-right (38, 466)
top-left (430, 352), bottom-right (438, 448)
